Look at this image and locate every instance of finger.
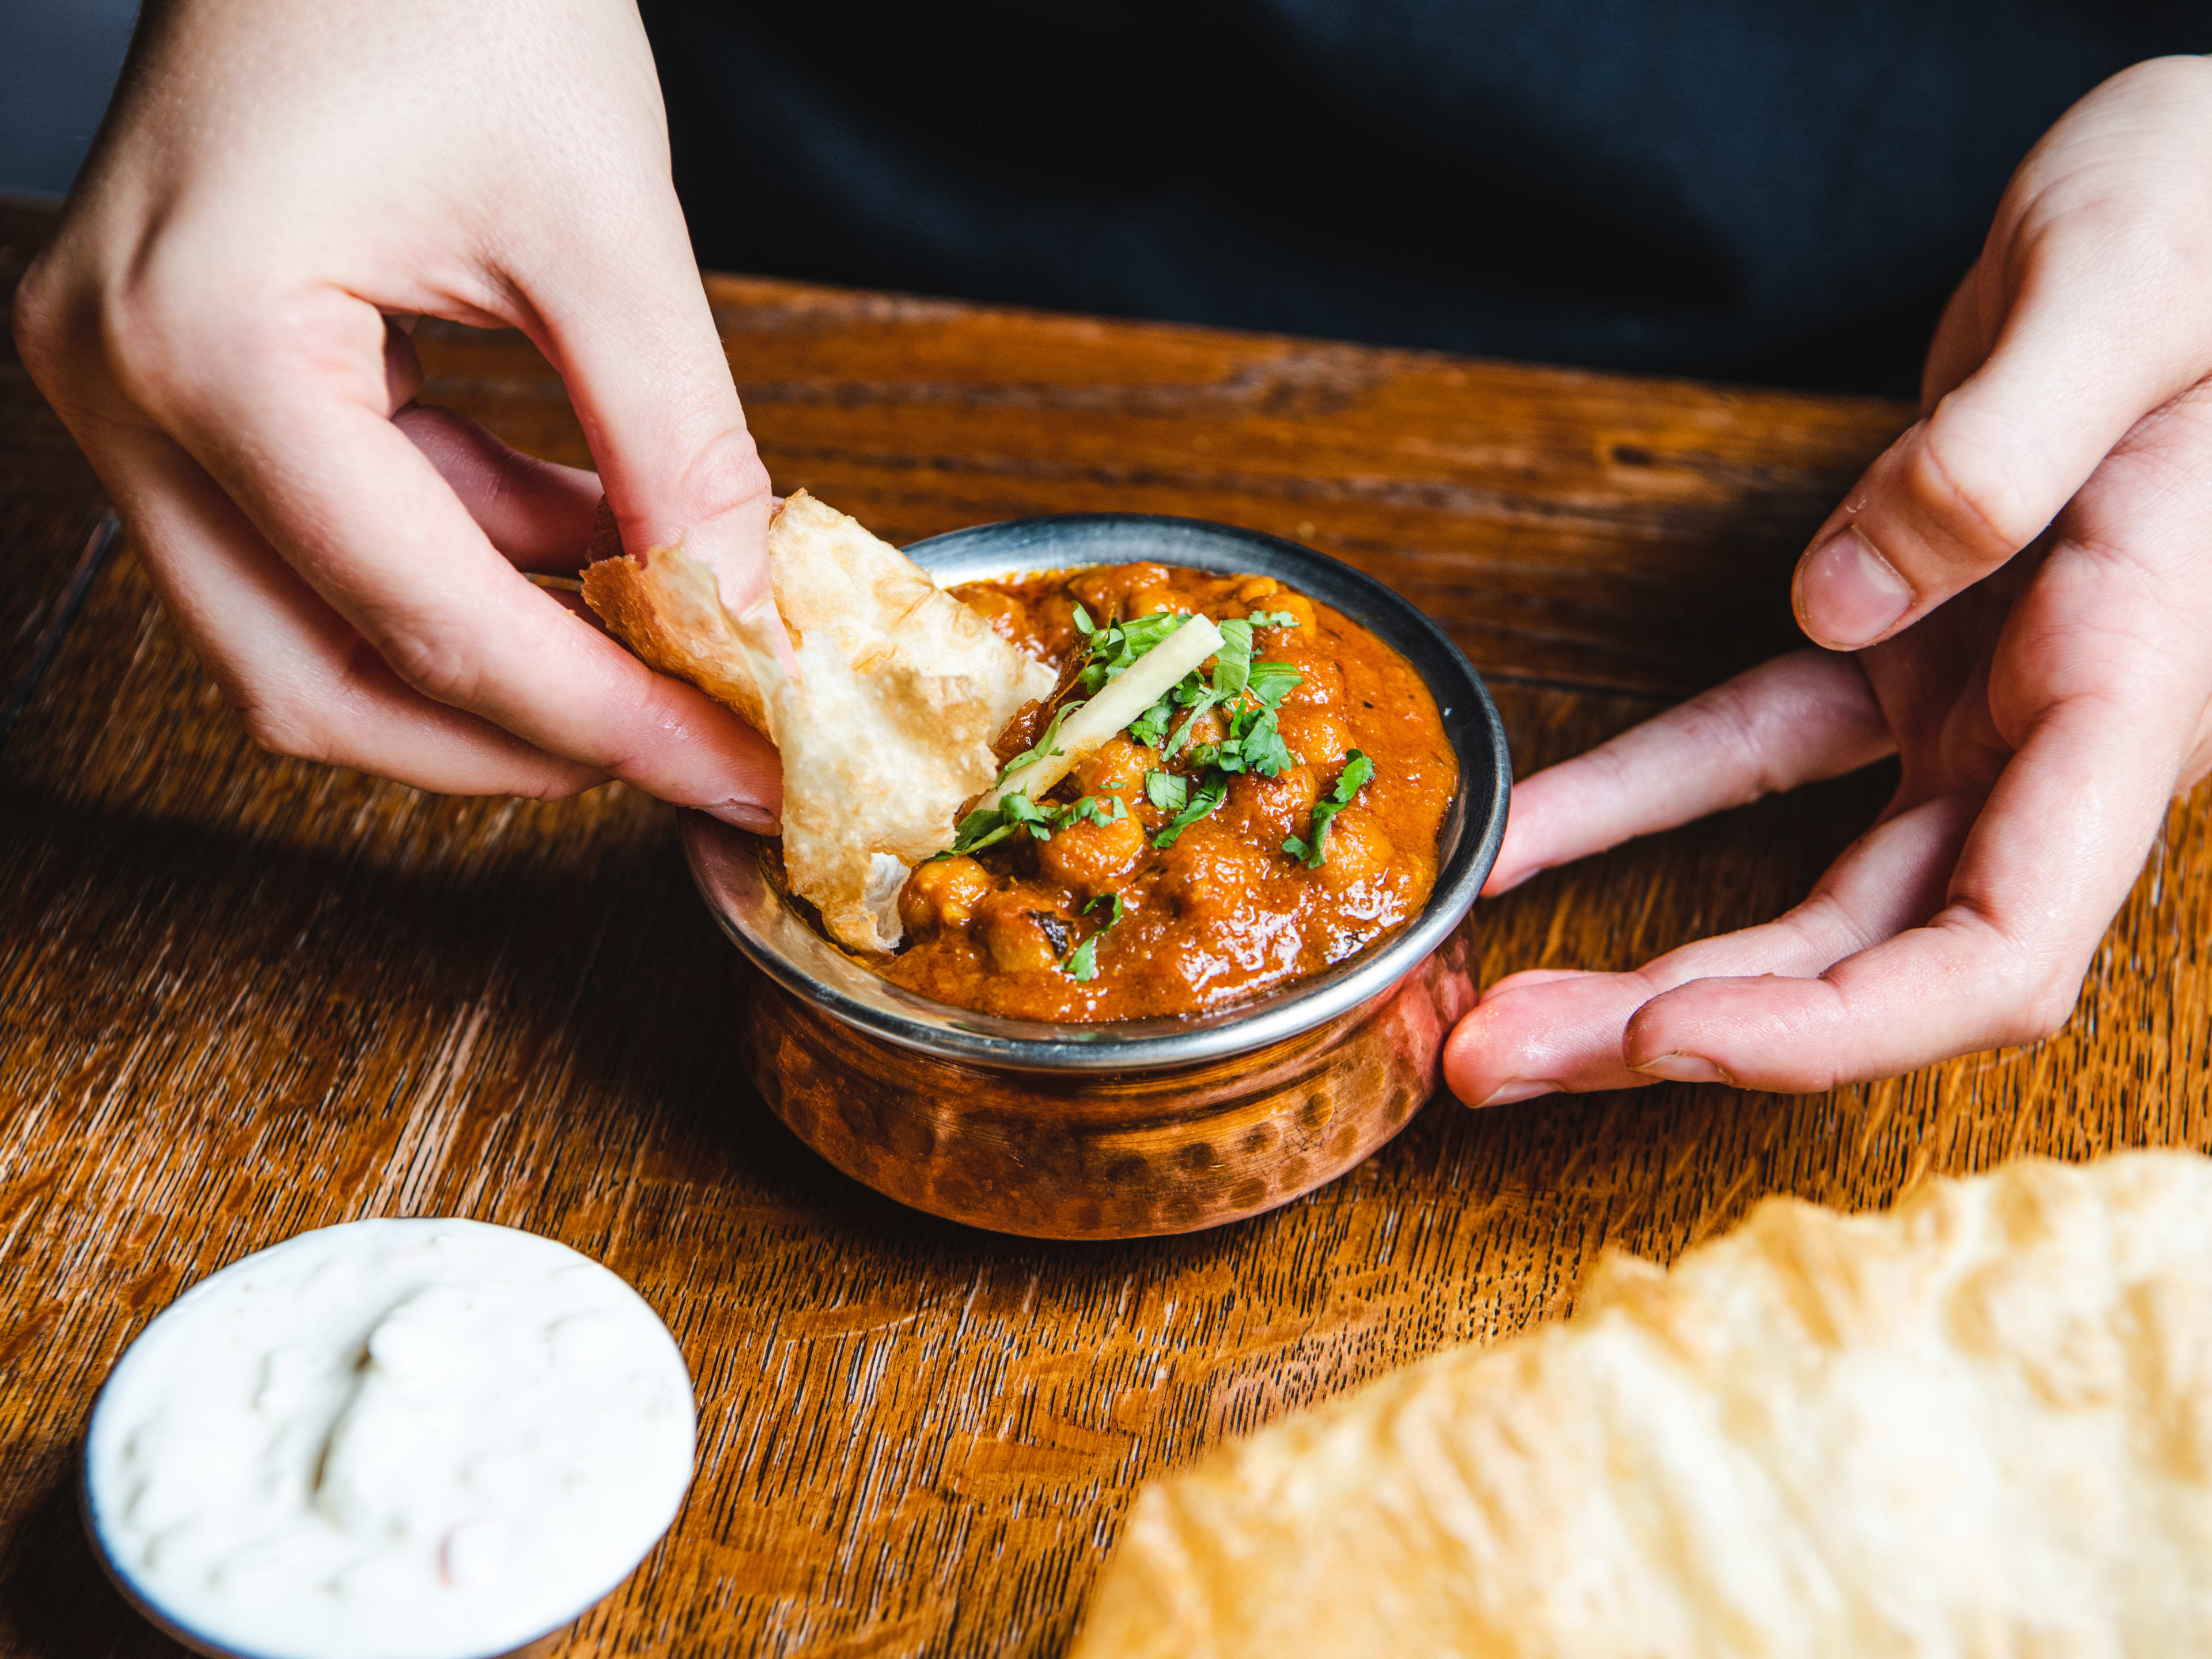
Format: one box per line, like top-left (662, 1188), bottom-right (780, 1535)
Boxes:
top-left (1446, 792), bottom-right (1977, 1105)
top-left (123, 280), bottom-right (782, 824)
top-left (1484, 650), bottom-right (1892, 895)
top-left (1795, 111), bottom-right (2212, 647)
top-left (395, 403), bottom-right (602, 570)
top-left (384, 315), bottom-right (425, 412)
top-left (514, 169), bottom-right (790, 665)
top-left (1622, 688), bottom-right (2189, 1092)
top-left (99, 419), bottom-right (607, 797)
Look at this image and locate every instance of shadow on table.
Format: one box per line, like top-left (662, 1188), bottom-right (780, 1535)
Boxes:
top-left (0, 1459), bottom-right (187, 1659)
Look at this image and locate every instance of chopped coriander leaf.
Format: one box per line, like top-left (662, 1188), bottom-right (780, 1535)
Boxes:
top-left (1212, 618), bottom-right (1257, 699)
top-left (1078, 609), bottom-right (1188, 693)
top-left (1162, 698), bottom-right (1217, 760)
top-left (1127, 695), bottom-right (1175, 748)
top-left (1002, 792), bottom-right (1058, 840)
top-left (1071, 601), bottom-right (1096, 636)
top-left (937, 785), bottom-right (1085, 859)
top-left (1283, 749), bottom-right (1376, 868)
top-left (1062, 888), bottom-right (1127, 980)
top-left (1225, 707), bottom-right (1296, 777)
top-left (1120, 611), bottom-right (1184, 651)
top-left (1144, 770), bottom-right (1188, 812)
top-left (1153, 774), bottom-right (1228, 847)
top-left (1066, 793), bottom-right (1128, 828)
top-left (997, 700), bottom-right (1085, 787)
top-left (1244, 660), bottom-right (1303, 709)
top-left (1243, 609), bottom-right (1299, 630)
top-left (938, 803), bottom-right (1018, 858)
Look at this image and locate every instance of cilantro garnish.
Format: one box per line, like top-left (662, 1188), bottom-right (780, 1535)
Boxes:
top-left (996, 699), bottom-right (1085, 789)
top-left (1127, 695), bottom-right (1176, 749)
top-left (1144, 770), bottom-right (1188, 812)
top-left (947, 597), bottom-right (1315, 872)
top-left (1160, 618), bottom-right (1303, 763)
top-left (1075, 607), bottom-right (1188, 695)
top-left (1283, 751), bottom-right (1376, 868)
top-left (1062, 889), bottom-right (1127, 980)
top-left (940, 791), bottom-right (1123, 859)
top-left (1066, 794), bottom-right (1128, 828)
top-left (1152, 774), bottom-right (1228, 847)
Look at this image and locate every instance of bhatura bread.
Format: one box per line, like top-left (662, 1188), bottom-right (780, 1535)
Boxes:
top-left (1074, 1151), bottom-right (2212, 1659)
top-left (583, 491), bottom-right (1053, 951)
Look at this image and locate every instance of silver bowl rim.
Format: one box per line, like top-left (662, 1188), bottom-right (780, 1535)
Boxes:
top-left (684, 512), bottom-right (1510, 1073)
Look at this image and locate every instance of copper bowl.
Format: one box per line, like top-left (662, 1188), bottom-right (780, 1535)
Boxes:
top-left (686, 515), bottom-right (1509, 1239)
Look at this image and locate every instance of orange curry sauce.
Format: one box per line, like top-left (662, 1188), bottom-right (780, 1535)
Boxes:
top-left (872, 563), bottom-right (1457, 1022)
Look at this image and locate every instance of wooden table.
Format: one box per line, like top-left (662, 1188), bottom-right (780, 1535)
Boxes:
top-left (3, 192), bottom-right (2207, 1657)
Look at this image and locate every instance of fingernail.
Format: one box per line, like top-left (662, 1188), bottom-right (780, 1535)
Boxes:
top-left (1474, 1080), bottom-right (1562, 1108)
top-left (1797, 527), bottom-right (1912, 648)
top-left (707, 800), bottom-right (779, 835)
top-left (1634, 1053), bottom-right (1732, 1084)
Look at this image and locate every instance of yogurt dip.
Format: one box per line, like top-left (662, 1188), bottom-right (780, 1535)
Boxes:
top-left (84, 1219), bottom-right (696, 1659)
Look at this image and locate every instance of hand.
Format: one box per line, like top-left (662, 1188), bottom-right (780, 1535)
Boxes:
top-left (1445, 56), bottom-right (2212, 1104)
top-left (13, 0), bottom-right (781, 827)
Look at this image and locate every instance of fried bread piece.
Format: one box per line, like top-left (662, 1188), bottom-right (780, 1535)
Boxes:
top-left (1076, 1151), bottom-right (2212, 1658)
top-left (583, 491), bottom-right (1052, 950)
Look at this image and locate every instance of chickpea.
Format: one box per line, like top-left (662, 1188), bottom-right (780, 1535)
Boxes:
top-left (1277, 709), bottom-right (1350, 772)
top-left (1033, 813), bottom-right (1147, 893)
top-left (1129, 585), bottom-right (1192, 618)
top-left (1266, 593), bottom-right (1319, 636)
top-left (1229, 766), bottom-right (1320, 839)
top-left (1070, 563), bottom-right (1168, 618)
top-left (1312, 808), bottom-right (1394, 890)
top-left (1070, 736), bottom-right (1149, 802)
top-left (955, 586), bottom-right (1028, 642)
top-left (976, 892), bottom-right (1069, 973)
top-left (899, 855), bottom-right (994, 936)
top-left (1158, 828), bottom-right (1270, 923)
top-left (1279, 649), bottom-right (1346, 711)
top-left (1171, 703), bottom-right (1227, 750)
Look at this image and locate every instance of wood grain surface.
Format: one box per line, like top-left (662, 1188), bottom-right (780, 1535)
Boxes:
top-left (3, 192), bottom-right (2208, 1658)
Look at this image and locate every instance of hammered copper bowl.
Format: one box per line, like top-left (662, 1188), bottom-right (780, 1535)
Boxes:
top-left (687, 515), bottom-right (1510, 1240)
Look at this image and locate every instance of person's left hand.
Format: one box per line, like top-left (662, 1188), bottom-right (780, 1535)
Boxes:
top-left (1444, 55), bottom-right (2212, 1106)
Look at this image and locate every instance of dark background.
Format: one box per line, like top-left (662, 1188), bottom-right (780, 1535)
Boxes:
top-left (6, 2), bottom-right (2207, 395)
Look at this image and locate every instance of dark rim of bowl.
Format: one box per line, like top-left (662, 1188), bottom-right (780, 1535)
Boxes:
top-left (684, 513), bottom-right (1510, 1073)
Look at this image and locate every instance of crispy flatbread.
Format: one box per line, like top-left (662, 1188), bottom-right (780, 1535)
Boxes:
top-left (582, 491), bottom-right (1053, 950)
top-left (1075, 1151), bottom-right (2212, 1658)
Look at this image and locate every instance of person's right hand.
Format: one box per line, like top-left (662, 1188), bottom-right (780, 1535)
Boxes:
top-left (13, 0), bottom-right (782, 828)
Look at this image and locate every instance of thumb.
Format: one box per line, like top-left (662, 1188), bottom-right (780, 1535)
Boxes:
top-left (1796, 249), bottom-right (2210, 650)
top-left (1794, 62), bottom-right (2212, 650)
top-left (524, 175), bottom-right (787, 653)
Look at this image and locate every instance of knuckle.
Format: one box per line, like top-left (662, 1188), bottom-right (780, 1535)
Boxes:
top-left (234, 692), bottom-right (329, 766)
top-left (11, 248), bottom-right (103, 408)
top-left (674, 424), bottom-right (774, 520)
top-left (106, 240), bottom-right (332, 421)
top-left (1992, 963), bottom-right (2083, 1049)
top-left (1908, 412), bottom-right (2044, 563)
top-left (10, 253), bottom-right (66, 370)
top-left (378, 623), bottom-right (488, 709)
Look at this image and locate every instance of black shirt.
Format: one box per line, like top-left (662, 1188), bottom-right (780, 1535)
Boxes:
top-left (645, 2), bottom-right (2207, 393)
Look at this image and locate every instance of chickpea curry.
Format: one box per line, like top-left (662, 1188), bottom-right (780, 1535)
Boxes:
top-left (861, 563), bottom-right (1457, 1022)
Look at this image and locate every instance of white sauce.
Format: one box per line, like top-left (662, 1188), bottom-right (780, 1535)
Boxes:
top-left (84, 1219), bottom-right (695, 1659)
